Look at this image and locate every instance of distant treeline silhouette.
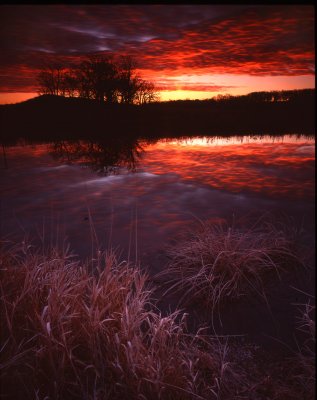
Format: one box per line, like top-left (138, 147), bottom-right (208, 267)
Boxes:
top-left (193, 88), bottom-right (314, 104)
top-left (0, 89), bottom-right (314, 143)
top-left (37, 55), bottom-right (159, 105)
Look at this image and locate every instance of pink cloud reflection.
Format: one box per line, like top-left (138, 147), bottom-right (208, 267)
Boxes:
top-left (141, 136), bottom-right (315, 200)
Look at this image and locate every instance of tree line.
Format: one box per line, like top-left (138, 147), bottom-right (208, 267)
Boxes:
top-left (37, 55), bottom-right (159, 105)
top-left (213, 89), bottom-right (315, 104)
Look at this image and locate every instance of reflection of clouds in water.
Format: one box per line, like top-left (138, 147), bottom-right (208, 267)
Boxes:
top-left (295, 145), bottom-right (315, 154)
top-left (36, 165), bottom-right (70, 171)
top-left (1, 136), bottom-right (315, 262)
top-left (39, 170), bottom-right (254, 255)
top-left (141, 139), bottom-right (315, 199)
top-left (76, 172), bottom-right (159, 186)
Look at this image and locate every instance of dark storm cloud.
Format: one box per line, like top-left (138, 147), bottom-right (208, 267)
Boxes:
top-left (0, 5), bottom-right (314, 92)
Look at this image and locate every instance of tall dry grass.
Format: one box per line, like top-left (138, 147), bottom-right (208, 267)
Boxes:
top-left (0, 239), bottom-right (238, 400)
top-left (158, 217), bottom-right (305, 311)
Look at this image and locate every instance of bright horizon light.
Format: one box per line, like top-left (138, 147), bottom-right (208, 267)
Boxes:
top-left (1, 77), bottom-right (315, 106)
top-left (1, 5), bottom-right (314, 104)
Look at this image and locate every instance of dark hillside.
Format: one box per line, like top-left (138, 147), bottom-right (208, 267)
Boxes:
top-left (0, 90), bottom-right (314, 143)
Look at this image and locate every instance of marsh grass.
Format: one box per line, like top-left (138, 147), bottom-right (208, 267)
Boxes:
top-left (0, 239), bottom-right (240, 400)
top-left (0, 211), bottom-right (314, 400)
top-left (158, 216), bottom-right (305, 312)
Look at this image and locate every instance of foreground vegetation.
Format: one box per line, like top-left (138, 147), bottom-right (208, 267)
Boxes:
top-left (0, 229), bottom-right (315, 399)
top-left (158, 218), bottom-right (305, 311)
top-left (0, 241), bottom-right (239, 399)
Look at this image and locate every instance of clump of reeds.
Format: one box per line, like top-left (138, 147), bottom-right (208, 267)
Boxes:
top-left (0, 239), bottom-right (238, 400)
top-left (158, 217), bottom-right (304, 310)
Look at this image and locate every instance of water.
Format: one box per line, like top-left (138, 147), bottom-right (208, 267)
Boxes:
top-left (1, 133), bottom-right (315, 346)
top-left (1, 134), bottom-right (315, 275)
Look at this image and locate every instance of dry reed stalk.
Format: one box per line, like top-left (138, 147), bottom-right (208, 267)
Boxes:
top-left (0, 239), bottom-right (238, 400)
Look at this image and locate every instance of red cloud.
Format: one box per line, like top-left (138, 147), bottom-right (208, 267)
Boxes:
top-left (0, 5), bottom-right (314, 94)
top-left (127, 7), bottom-right (314, 76)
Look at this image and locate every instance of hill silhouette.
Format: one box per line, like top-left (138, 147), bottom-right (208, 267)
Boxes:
top-left (0, 89), bottom-right (314, 144)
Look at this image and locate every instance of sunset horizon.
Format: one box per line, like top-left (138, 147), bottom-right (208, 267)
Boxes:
top-left (1, 5), bottom-right (314, 104)
top-left (1, 4), bottom-right (315, 399)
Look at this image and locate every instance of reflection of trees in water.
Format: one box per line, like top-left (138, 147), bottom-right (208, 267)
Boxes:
top-left (49, 138), bottom-right (144, 174)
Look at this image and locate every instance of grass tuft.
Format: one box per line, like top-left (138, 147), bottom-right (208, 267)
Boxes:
top-left (158, 217), bottom-right (305, 311)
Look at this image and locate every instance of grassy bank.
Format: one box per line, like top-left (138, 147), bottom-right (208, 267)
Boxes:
top-left (0, 234), bottom-right (315, 399)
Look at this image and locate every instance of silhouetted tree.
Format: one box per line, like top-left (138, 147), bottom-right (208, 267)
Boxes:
top-left (116, 56), bottom-right (138, 104)
top-left (215, 94), bottom-right (234, 102)
top-left (37, 55), bottom-right (159, 105)
top-left (60, 72), bottom-right (79, 98)
top-left (77, 55), bottom-right (119, 103)
top-left (37, 64), bottom-right (64, 96)
top-left (135, 80), bottom-right (159, 104)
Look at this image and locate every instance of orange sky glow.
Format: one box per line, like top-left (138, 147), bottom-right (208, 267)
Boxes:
top-left (0, 5), bottom-right (314, 104)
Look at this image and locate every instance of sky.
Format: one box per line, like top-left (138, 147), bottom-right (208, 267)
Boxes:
top-left (0, 5), bottom-right (315, 104)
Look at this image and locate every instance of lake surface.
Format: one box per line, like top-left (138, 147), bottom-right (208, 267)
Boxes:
top-left (1, 134), bottom-right (315, 275)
